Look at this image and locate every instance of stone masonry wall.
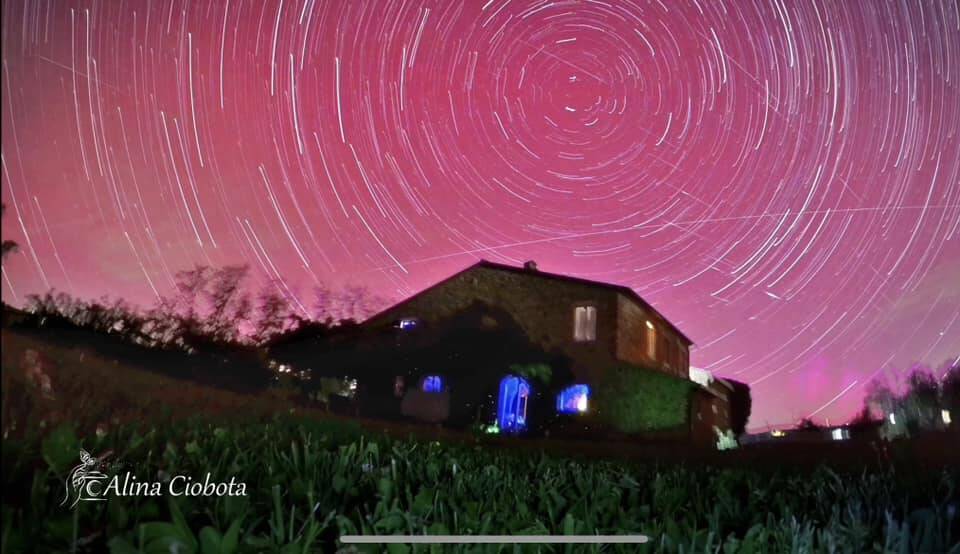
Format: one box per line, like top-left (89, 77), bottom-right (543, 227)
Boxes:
top-left (615, 294), bottom-right (689, 378)
top-left (366, 266), bottom-right (622, 382)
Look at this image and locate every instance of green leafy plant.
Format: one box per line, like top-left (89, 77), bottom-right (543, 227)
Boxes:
top-left (4, 416), bottom-right (956, 553)
top-left (595, 365), bottom-right (695, 432)
top-left (508, 363), bottom-right (552, 385)
top-left (3, 333), bottom-right (956, 553)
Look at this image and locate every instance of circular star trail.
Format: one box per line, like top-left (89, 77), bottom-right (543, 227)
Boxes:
top-left (2, 0), bottom-right (959, 429)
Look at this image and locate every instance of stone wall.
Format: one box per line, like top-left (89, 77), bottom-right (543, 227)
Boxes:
top-left (400, 389), bottom-right (450, 423)
top-left (689, 389), bottom-right (732, 446)
top-left (615, 294), bottom-right (689, 378)
top-left (366, 265), bottom-right (622, 382)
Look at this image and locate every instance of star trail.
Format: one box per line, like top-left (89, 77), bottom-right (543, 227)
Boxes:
top-left (2, 0), bottom-right (959, 429)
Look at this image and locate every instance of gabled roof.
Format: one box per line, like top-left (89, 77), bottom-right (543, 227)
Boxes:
top-left (364, 260), bottom-right (694, 345)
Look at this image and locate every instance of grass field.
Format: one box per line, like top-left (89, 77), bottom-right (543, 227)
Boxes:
top-left (2, 330), bottom-right (958, 553)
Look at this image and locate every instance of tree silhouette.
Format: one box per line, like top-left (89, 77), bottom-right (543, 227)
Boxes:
top-left (942, 360), bottom-right (960, 414)
top-left (2, 203), bottom-right (19, 261)
top-left (725, 378), bottom-right (752, 436)
top-left (311, 283), bottom-right (390, 323)
top-left (865, 360), bottom-right (958, 437)
top-left (201, 265), bottom-right (251, 342)
top-left (311, 284), bottom-right (336, 322)
top-left (253, 281), bottom-right (300, 344)
top-left (795, 417), bottom-right (822, 431)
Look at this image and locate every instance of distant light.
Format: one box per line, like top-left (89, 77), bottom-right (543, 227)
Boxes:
top-left (771, 429), bottom-right (786, 438)
top-left (888, 413), bottom-right (897, 425)
top-left (645, 320), bottom-right (654, 330)
top-left (831, 428), bottom-right (849, 441)
top-left (398, 318), bottom-right (418, 330)
top-left (943, 410), bottom-right (952, 424)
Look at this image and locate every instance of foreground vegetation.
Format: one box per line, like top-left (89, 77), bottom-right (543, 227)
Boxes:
top-left (1, 335), bottom-right (957, 553)
top-left (3, 415), bottom-right (957, 553)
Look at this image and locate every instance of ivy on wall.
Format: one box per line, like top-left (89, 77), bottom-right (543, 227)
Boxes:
top-left (508, 362), bottom-right (552, 385)
top-left (595, 365), bottom-right (695, 432)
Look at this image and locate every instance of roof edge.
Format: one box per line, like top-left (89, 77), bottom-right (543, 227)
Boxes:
top-left (474, 260), bottom-right (694, 345)
top-left (362, 259), bottom-right (694, 345)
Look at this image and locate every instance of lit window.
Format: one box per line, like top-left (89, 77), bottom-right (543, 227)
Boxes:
top-left (397, 318), bottom-right (418, 330)
top-left (573, 306), bottom-right (597, 341)
top-left (556, 385), bottom-right (590, 414)
top-left (942, 410), bottom-right (951, 424)
top-left (831, 428), bottom-right (849, 441)
top-left (645, 321), bottom-right (656, 358)
top-left (422, 375), bottom-right (443, 393)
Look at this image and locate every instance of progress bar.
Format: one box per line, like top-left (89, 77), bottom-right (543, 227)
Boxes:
top-left (341, 535), bottom-right (650, 544)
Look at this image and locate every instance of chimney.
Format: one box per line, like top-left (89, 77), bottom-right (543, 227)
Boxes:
top-left (523, 260), bottom-right (538, 271)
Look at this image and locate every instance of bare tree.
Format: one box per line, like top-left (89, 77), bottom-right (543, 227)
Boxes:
top-left (253, 282), bottom-right (300, 344)
top-left (170, 265), bottom-right (212, 336)
top-left (1, 203), bottom-right (18, 261)
top-left (312, 284), bottom-right (336, 323)
top-left (202, 265), bottom-right (250, 342)
top-left (942, 359), bottom-right (960, 409)
top-left (865, 360), bottom-right (958, 438)
top-left (314, 284), bottom-right (389, 323)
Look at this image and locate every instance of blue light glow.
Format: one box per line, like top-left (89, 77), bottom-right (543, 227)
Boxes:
top-left (422, 375), bottom-right (443, 393)
top-left (398, 318), bottom-right (418, 330)
top-left (557, 384), bottom-right (590, 414)
top-left (497, 375), bottom-right (531, 433)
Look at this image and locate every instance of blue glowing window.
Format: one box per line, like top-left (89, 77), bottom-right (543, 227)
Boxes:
top-left (497, 375), bottom-right (531, 433)
top-left (397, 318), bottom-right (418, 330)
top-left (557, 384), bottom-right (590, 414)
top-left (422, 375), bottom-right (443, 393)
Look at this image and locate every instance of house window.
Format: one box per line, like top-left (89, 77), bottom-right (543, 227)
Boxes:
top-left (397, 318), bottom-right (418, 330)
top-left (422, 375), bottom-right (443, 393)
top-left (573, 305), bottom-right (597, 341)
top-left (556, 384), bottom-right (590, 414)
top-left (645, 320), bottom-right (656, 359)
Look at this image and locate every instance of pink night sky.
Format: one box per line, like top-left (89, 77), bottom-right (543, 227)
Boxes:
top-left (2, 0), bottom-right (958, 430)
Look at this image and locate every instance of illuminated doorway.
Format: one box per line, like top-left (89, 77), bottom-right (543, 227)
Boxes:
top-left (497, 375), bottom-right (530, 433)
